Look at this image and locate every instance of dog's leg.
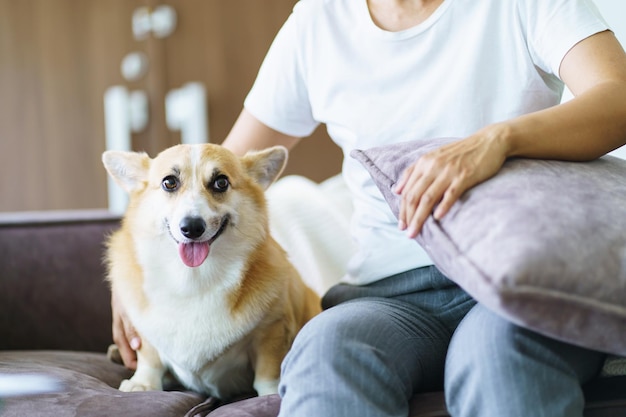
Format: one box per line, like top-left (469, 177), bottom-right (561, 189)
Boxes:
top-left (252, 320), bottom-right (289, 396)
top-left (119, 338), bottom-right (166, 392)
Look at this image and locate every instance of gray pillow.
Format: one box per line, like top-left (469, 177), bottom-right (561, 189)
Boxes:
top-left (351, 137), bottom-right (626, 356)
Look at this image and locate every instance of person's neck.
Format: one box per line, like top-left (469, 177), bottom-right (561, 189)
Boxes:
top-left (367, 0), bottom-right (444, 32)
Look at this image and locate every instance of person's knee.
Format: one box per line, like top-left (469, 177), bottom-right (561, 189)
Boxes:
top-left (279, 300), bottom-right (416, 417)
top-left (444, 305), bottom-right (601, 417)
top-left (283, 298), bottom-right (450, 393)
top-left (444, 306), bottom-right (502, 399)
top-left (446, 305), bottom-right (603, 378)
top-left (446, 305), bottom-right (518, 372)
top-left (280, 301), bottom-right (383, 401)
top-left (444, 306), bottom-right (541, 416)
top-left (281, 302), bottom-right (363, 376)
top-left (280, 299), bottom-right (428, 416)
top-left (444, 304), bottom-right (565, 390)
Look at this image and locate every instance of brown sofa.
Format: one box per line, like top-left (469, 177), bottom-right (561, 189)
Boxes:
top-left (1, 210), bottom-right (624, 417)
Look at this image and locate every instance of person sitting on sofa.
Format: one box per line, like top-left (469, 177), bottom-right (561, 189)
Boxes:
top-left (111, 0), bottom-right (626, 416)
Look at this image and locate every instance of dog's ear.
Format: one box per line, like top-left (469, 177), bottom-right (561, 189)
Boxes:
top-left (102, 150), bottom-right (150, 193)
top-left (242, 146), bottom-right (288, 190)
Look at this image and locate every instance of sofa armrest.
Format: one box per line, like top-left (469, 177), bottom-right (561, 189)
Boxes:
top-left (0, 210), bottom-right (120, 352)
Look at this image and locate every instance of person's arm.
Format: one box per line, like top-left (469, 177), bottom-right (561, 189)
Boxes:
top-left (111, 290), bottom-right (140, 370)
top-left (111, 109), bottom-right (300, 369)
top-left (395, 30), bottom-right (626, 238)
top-left (505, 30), bottom-right (626, 160)
top-left (222, 109), bottom-right (301, 156)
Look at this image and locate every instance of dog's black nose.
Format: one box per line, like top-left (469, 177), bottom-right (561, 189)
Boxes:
top-left (179, 217), bottom-right (206, 240)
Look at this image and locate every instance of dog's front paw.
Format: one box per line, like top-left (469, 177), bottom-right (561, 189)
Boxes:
top-left (119, 378), bottom-right (161, 392)
top-left (253, 379), bottom-right (279, 397)
top-left (106, 344), bottom-right (123, 365)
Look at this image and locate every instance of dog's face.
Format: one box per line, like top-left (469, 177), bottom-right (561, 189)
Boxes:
top-left (103, 144), bottom-right (287, 270)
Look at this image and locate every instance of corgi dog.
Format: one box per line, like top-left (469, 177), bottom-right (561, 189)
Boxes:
top-left (102, 144), bottom-right (321, 400)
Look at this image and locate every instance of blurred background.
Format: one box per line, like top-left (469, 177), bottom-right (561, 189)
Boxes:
top-left (0, 0), bottom-right (344, 212)
top-left (0, 0), bottom-right (624, 212)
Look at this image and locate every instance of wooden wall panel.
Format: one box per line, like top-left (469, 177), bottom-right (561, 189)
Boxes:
top-left (0, 0), bottom-right (145, 211)
top-left (0, 0), bottom-right (342, 212)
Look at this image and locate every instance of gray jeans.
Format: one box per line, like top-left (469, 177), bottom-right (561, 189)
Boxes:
top-left (277, 266), bottom-right (605, 417)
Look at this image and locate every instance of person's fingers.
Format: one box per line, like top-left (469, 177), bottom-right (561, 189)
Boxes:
top-left (396, 149), bottom-right (453, 237)
top-left (113, 318), bottom-right (138, 370)
top-left (433, 176), bottom-right (466, 220)
top-left (111, 292), bottom-right (140, 370)
top-left (398, 167), bottom-right (432, 232)
top-left (396, 133), bottom-right (509, 238)
top-left (393, 164), bottom-right (413, 195)
top-left (394, 165), bottom-right (416, 231)
top-left (112, 324), bottom-right (135, 369)
top-left (404, 173), bottom-right (450, 238)
top-left (125, 322), bottom-right (141, 351)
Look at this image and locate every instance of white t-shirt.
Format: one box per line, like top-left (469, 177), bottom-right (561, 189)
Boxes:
top-left (244, 0), bottom-right (608, 285)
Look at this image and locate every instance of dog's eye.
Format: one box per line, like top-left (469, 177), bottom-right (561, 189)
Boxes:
top-left (162, 175), bottom-right (179, 192)
top-left (211, 175), bottom-right (229, 193)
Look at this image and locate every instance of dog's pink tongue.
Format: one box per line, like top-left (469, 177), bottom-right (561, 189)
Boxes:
top-left (179, 242), bottom-right (210, 268)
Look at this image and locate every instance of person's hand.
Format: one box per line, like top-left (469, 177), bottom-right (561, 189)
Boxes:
top-left (111, 289), bottom-right (140, 370)
top-left (393, 128), bottom-right (509, 238)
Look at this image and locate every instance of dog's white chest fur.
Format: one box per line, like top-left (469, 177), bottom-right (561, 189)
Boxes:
top-left (127, 240), bottom-right (262, 398)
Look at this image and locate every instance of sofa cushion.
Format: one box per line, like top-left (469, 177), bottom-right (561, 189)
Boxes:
top-left (0, 210), bottom-right (120, 352)
top-left (0, 351), bottom-right (207, 417)
top-left (351, 137), bottom-right (626, 356)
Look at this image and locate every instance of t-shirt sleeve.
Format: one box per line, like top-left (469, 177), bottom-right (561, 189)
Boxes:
top-left (244, 2), bottom-right (319, 138)
top-left (521, 0), bottom-right (610, 77)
